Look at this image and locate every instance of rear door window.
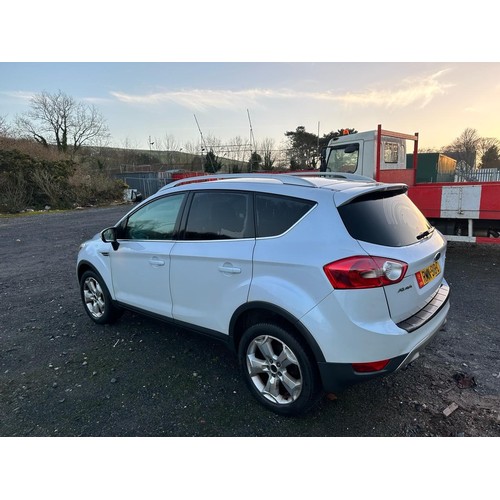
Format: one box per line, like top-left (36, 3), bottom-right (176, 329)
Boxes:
top-left (255, 194), bottom-right (316, 237)
top-left (184, 191), bottom-right (253, 240)
top-left (338, 191), bottom-right (432, 247)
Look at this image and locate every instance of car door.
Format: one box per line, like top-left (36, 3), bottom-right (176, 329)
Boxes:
top-left (109, 193), bottom-right (186, 317)
top-left (170, 190), bottom-right (255, 335)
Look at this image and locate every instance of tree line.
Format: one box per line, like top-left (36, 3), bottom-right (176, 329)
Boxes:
top-left (1, 89), bottom-right (500, 212)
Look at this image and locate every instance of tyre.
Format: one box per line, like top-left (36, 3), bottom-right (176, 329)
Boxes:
top-left (80, 270), bottom-right (121, 324)
top-left (238, 323), bottom-right (321, 416)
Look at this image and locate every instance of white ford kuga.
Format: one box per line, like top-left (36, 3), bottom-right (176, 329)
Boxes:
top-left (77, 173), bottom-right (450, 415)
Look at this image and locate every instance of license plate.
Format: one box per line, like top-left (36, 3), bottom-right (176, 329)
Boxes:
top-left (415, 261), bottom-right (441, 288)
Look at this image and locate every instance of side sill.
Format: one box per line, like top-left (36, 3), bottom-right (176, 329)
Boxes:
top-left (114, 301), bottom-right (231, 346)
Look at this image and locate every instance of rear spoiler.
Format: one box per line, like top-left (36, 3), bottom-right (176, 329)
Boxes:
top-left (335, 183), bottom-right (408, 207)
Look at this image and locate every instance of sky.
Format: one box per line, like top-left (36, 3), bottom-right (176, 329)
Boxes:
top-left (2, 1), bottom-right (500, 157)
top-left (1, 61), bottom-right (500, 153)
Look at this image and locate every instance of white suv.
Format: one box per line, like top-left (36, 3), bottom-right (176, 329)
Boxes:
top-left (77, 174), bottom-right (450, 415)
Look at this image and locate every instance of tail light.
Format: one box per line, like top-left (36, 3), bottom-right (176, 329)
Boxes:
top-left (323, 256), bottom-right (408, 289)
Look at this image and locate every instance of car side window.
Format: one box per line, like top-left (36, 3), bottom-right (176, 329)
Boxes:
top-left (122, 193), bottom-right (186, 240)
top-left (255, 194), bottom-right (315, 237)
top-left (184, 191), bottom-right (252, 240)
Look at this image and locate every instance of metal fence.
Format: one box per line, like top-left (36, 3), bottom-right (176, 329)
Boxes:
top-left (454, 168), bottom-right (500, 182)
top-left (115, 173), bottom-right (169, 199)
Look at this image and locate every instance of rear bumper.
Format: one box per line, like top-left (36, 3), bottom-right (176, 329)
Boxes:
top-left (317, 284), bottom-right (450, 393)
top-left (318, 354), bottom-right (407, 393)
top-left (396, 284), bottom-right (449, 333)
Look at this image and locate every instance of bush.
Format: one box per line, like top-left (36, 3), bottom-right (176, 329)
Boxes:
top-left (0, 141), bottom-right (126, 213)
top-left (68, 167), bottom-right (127, 207)
top-left (0, 170), bottom-right (33, 212)
top-left (0, 147), bottom-right (75, 211)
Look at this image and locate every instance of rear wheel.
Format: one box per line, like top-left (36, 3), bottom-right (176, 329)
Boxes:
top-left (238, 323), bottom-right (321, 416)
top-left (80, 270), bottom-right (121, 324)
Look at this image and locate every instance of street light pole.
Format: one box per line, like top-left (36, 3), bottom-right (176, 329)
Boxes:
top-left (149, 135), bottom-right (154, 165)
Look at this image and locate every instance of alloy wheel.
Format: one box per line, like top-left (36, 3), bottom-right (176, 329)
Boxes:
top-left (245, 334), bottom-right (303, 405)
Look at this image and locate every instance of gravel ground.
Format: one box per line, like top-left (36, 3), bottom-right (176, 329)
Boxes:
top-left (0, 205), bottom-right (499, 437)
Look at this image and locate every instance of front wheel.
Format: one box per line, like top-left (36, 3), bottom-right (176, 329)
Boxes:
top-left (80, 270), bottom-right (121, 324)
top-left (238, 323), bottom-right (321, 416)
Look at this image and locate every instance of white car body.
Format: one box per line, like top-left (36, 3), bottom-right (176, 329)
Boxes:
top-left (77, 173), bottom-right (450, 414)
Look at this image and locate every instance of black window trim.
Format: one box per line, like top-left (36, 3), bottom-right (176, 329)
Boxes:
top-left (175, 188), bottom-right (318, 242)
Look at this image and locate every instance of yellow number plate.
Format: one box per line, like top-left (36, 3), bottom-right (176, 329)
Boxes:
top-left (416, 261), bottom-right (441, 288)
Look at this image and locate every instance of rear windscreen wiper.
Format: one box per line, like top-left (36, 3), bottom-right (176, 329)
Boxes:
top-left (416, 227), bottom-right (435, 240)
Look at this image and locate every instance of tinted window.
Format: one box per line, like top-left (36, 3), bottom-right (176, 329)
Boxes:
top-left (255, 194), bottom-right (315, 237)
top-left (184, 191), bottom-right (252, 240)
top-left (338, 191), bottom-right (432, 247)
top-left (122, 194), bottom-right (186, 240)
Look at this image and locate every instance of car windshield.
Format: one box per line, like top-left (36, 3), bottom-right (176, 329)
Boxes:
top-left (338, 191), bottom-right (432, 247)
top-left (325, 144), bottom-right (359, 174)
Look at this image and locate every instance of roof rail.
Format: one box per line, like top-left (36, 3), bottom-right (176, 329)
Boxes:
top-left (159, 171), bottom-right (377, 193)
top-left (159, 173), bottom-right (320, 191)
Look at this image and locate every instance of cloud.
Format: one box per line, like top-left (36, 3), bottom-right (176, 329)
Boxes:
top-left (0, 90), bottom-right (35, 101)
top-left (333, 70), bottom-right (454, 108)
top-left (1, 91), bottom-right (112, 105)
top-left (110, 70), bottom-right (453, 111)
top-left (464, 106), bottom-right (481, 113)
top-left (110, 88), bottom-right (274, 111)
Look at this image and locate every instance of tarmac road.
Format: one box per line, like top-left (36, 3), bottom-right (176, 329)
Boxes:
top-left (0, 205), bottom-right (499, 437)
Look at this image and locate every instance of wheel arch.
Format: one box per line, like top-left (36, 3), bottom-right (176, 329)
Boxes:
top-left (77, 259), bottom-right (115, 299)
top-left (229, 301), bottom-right (326, 363)
top-left (77, 260), bottom-right (101, 282)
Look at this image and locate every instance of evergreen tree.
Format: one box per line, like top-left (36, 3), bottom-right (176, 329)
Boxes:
top-left (203, 150), bottom-right (222, 173)
top-left (248, 151), bottom-right (262, 171)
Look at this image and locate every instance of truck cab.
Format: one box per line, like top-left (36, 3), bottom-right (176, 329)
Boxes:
top-left (319, 125), bottom-right (500, 243)
top-left (320, 125), bottom-right (418, 186)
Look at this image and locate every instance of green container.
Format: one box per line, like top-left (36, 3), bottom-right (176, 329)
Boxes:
top-left (406, 153), bottom-right (456, 183)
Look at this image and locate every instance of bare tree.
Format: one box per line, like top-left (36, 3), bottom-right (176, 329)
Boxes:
top-left (258, 137), bottom-right (277, 170)
top-left (16, 90), bottom-right (109, 156)
top-left (161, 133), bottom-right (179, 152)
top-left (204, 133), bottom-right (223, 152)
top-left (157, 133), bottom-right (180, 167)
top-left (0, 114), bottom-right (10, 137)
top-left (122, 137), bottom-right (139, 150)
top-left (444, 128), bottom-right (480, 180)
top-left (226, 135), bottom-right (250, 163)
top-left (182, 140), bottom-right (199, 155)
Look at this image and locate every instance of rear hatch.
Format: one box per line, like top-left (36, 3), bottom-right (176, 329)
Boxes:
top-left (336, 186), bottom-right (448, 323)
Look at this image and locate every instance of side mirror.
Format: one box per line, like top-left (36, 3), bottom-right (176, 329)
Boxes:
top-left (101, 227), bottom-right (119, 250)
top-left (319, 147), bottom-right (327, 172)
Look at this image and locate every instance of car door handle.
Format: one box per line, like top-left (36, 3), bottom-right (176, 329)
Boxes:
top-left (218, 264), bottom-right (241, 274)
top-left (149, 257), bottom-right (166, 267)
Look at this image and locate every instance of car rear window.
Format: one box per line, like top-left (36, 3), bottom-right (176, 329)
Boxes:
top-left (338, 191), bottom-right (432, 247)
top-left (255, 194), bottom-right (315, 237)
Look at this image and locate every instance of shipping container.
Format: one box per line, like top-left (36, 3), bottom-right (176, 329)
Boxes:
top-left (406, 153), bottom-right (456, 183)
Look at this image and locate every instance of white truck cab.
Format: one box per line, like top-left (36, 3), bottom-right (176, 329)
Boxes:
top-left (320, 125), bottom-right (418, 185)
